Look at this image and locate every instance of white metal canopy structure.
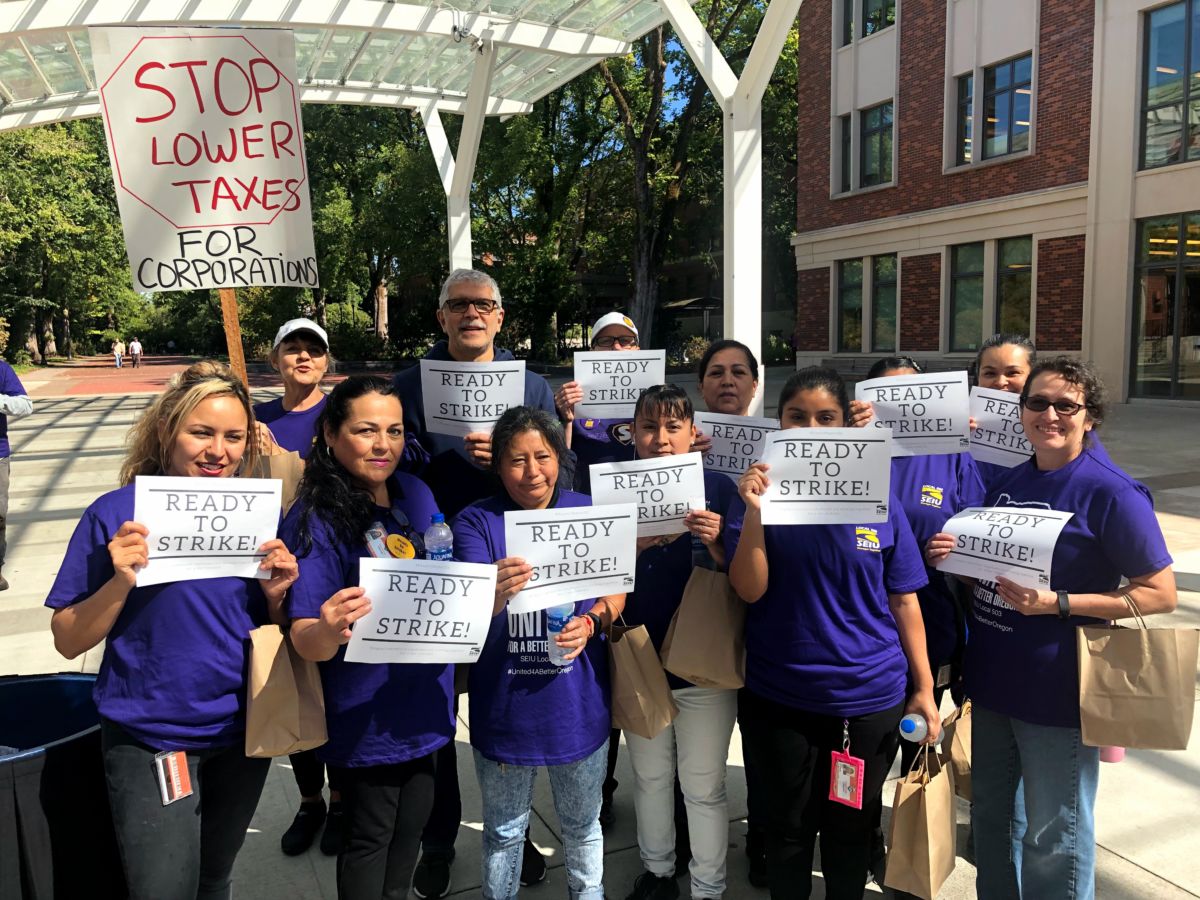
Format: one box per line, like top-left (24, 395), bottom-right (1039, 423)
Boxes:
top-left (0, 0), bottom-right (803, 405)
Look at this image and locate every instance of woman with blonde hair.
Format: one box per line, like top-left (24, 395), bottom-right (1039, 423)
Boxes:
top-left (46, 361), bottom-right (298, 900)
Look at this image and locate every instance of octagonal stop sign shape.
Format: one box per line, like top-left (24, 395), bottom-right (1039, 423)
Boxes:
top-left (99, 33), bottom-right (308, 230)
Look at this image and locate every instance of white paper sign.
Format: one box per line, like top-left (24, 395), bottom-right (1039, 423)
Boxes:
top-left (759, 429), bottom-right (893, 525)
top-left (344, 558), bottom-right (496, 664)
top-left (935, 506), bottom-right (1074, 590)
top-left (573, 350), bottom-right (666, 418)
top-left (855, 371), bottom-right (971, 456)
top-left (133, 475), bottom-right (281, 586)
top-left (694, 412), bottom-right (780, 482)
top-left (969, 387), bottom-right (1032, 468)
top-left (89, 27), bottom-right (318, 292)
top-left (589, 453), bottom-right (707, 536)
top-left (504, 503), bottom-right (638, 613)
top-left (419, 359), bottom-right (526, 437)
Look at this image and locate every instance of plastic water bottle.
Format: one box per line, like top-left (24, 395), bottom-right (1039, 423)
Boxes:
top-left (899, 714), bottom-right (929, 742)
top-left (424, 513), bottom-right (454, 561)
top-left (545, 603), bottom-right (577, 667)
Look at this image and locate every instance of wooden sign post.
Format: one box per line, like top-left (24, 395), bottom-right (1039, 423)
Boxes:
top-left (219, 289), bottom-right (248, 386)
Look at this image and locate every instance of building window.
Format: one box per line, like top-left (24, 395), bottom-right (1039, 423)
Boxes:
top-left (872, 254), bottom-right (898, 352)
top-left (1131, 213), bottom-right (1200, 399)
top-left (995, 237), bottom-right (1033, 335)
top-left (837, 259), bottom-right (864, 352)
top-left (860, 101), bottom-right (893, 187)
top-left (863, 0), bottom-right (896, 36)
top-left (949, 243), bottom-right (985, 352)
top-left (956, 73), bottom-right (973, 165)
top-left (1140, 1), bottom-right (1200, 169)
top-left (839, 114), bottom-right (852, 193)
top-left (983, 54), bottom-right (1033, 159)
top-left (841, 0), bottom-right (854, 46)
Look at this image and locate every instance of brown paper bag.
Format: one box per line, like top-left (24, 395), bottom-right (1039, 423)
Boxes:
top-left (248, 450), bottom-right (304, 514)
top-left (609, 623), bottom-right (678, 740)
top-left (940, 700), bottom-right (972, 801)
top-left (246, 625), bottom-right (328, 758)
top-left (660, 567), bottom-right (745, 689)
top-left (1077, 596), bottom-right (1198, 750)
top-left (885, 746), bottom-right (956, 900)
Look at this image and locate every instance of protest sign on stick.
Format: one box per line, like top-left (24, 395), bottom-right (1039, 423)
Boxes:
top-left (573, 350), bottom-right (666, 418)
top-left (420, 360), bottom-right (526, 437)
top-left (855, 371), bottom-right (971, 456)
top-left (758, 429), bottom-right (893, 525)
top-left (345, 559), bottom-right (496, 664)
top-left (504, 504), bottom-right (638, 613)
top-left (134, 475), bottom-right (282, 586)
top-left (969, 387), bottom-right (1032, 468)
top-left (694, 413), bottom-right (780, 482)
top-left (590, 453), bottom-right (706, 536)
top-left (935, 506), bottom-right (1073, 589)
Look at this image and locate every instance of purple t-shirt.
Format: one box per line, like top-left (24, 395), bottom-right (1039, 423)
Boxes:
top-left (965, 448), bottom-right (1172, 728)
top-left (45, 484), bottom-right (270, 750)
top-left (571, 417), bottom-right (636, 494)
top-left (622, 471), bottom-right (737, 691)
top-left (254, 395), bottom-right (326, 460)
top-left (724, 494), bottom-right (928, 717)
top-left (891, 453), bottom-right (985, 666)
top-left (283, 472), bottom-right (455, 767)
top-left (454, 489), bottom-right (611, 766)
top-left (0, 360), bottom-right (28, 459)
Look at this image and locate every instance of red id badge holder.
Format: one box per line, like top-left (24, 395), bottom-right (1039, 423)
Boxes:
top-left (154, 750), bottom-right (194, 806)
top-left (829, 719), bottom-right (865, 810)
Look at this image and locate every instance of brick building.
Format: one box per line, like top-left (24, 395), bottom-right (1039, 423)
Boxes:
top-left (791, 0), bottom-right (1200, 401)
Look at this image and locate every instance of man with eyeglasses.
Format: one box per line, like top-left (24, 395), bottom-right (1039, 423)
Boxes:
top-left (392, 267), bottom-right (558, 899)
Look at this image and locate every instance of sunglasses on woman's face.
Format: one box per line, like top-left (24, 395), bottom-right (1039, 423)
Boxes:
top-left (593, 335), bottom-right (639, 349)
top-left (1021, 395), bottom-right (1087, 416)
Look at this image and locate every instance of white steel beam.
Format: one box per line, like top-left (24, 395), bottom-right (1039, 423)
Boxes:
top-left (656, 0), bottom-right (736, 107)
top-left (0, 1), bottom-right (629, 59)
top-left (17, 37), bottom-right (53, 95)
top-left (65, 32), bottom-right (94, 91)
top-left (736, 0), bottom-right (803, 110)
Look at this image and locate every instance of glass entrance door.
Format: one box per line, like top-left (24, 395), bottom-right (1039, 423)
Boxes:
top-left (1132, 214), bottom-right (1200, 399)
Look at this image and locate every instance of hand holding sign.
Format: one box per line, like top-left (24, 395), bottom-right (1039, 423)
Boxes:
top-left (992, 577), bottom-right (1059, 616)
top-left (108, 521), bottom-right (151, 587)
top-left (495, 557), bottom-right (534, 613)
top-left (319, 586), bottom-right (373, 644)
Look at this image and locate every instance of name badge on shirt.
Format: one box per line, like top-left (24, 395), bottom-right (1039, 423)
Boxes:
top-left (829, 720), bottom-right (865, 810)
top-left (364, 522), bottom-right (390, 558)
top-left (154, 750), bottom-right (193, 806)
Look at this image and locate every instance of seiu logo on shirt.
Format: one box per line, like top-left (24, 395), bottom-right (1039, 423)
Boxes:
top-left (919, 484), bottom-right (944, 508)
top-left (854, 527), bottom-right (881, 552)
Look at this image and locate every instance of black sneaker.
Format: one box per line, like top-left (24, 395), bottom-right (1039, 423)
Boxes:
top-left (0, 573), bottom-right (8, 591)
top-left (413, 849), bottom-right (455, 899)
top-left (520, 836), bottom-right (547, 886)
top-left (280, 799), bottom-right (326, 856)
top-left (320, 801), bottom-right (344, 856)
top-left (624, 872), bottom-right (680, 900)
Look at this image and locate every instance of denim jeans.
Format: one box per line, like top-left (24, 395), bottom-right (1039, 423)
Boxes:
top-left (625, 686), bottom-right (737, 898)
top-left (473, 740), bottom-right (607, 900)
top-left (972, 704), bottom-right (1100, 900)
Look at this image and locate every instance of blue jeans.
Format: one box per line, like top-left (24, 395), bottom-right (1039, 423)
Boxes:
top-left (972, 705), bottom-right (1100, 900)
top-left (473, 740), bottom-right (607, 900)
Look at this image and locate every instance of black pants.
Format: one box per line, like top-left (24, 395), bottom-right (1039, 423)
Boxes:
top-left (101, 720), bottom-right (269, 900)
top-left (738, 688), bottom-right (768, 849)
top-left (419, 698), bottom-right (462, 854)
top-left (333, 753), bottom-right (437, 900)
top-left (291, 747), bottom-right (344, 798)
top-left (739, 691), bottom-right (903, 900)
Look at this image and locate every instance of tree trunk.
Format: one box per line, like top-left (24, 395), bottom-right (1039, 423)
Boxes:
top-left (313, 287), bottom-right (328, 330)
top-left (374, 280), bottom-right (389, 341)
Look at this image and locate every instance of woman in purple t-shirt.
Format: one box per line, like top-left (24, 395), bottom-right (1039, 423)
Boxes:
top-left (45, 361), bottom-right (299, 900)
top-left (727, 366), bottom-right (939, 899)
top-left (928, 358), bottom-right (1177, 900)
top-left (456, 406), bottom-right (625, 900)
top-left (284, 376), bottom-right (455, 900)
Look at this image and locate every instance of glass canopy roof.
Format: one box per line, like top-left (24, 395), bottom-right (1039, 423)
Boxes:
top-left (0, 0), bottom-right (681, 129)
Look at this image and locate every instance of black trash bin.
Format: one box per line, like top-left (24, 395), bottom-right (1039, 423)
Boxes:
top-left (0, 673), bottom-right (126, 899)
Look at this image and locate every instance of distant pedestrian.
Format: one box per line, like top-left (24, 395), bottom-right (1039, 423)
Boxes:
top-left (0, 359), bottom-right (33, 591)
top-left (112, 339), bottom-right (125, 368)
top-left (129, 337), bottom-right (143, 368)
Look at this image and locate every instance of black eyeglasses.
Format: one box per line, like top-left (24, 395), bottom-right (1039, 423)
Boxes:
top-left (1021, 396), bottom-right (1088, 416)
top-left (593, 335), bottom-right (640, 350)
top-left (443, 297), bottom-right (499, 315)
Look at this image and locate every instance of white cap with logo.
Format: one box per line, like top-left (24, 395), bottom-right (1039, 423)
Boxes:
top-left (273, 318), bottom-right (329, 350)
top-left (589, 312), bottom-right (639, 344)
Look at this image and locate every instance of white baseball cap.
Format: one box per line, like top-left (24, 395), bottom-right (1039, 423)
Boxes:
top-left (589, 312), bottom-right (639, 344)
top-left (273, 318), bottom-right (329, 350)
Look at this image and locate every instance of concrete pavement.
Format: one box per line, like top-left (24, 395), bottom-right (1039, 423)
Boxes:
top-left (3, 360), bottom-right (1198, 899)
